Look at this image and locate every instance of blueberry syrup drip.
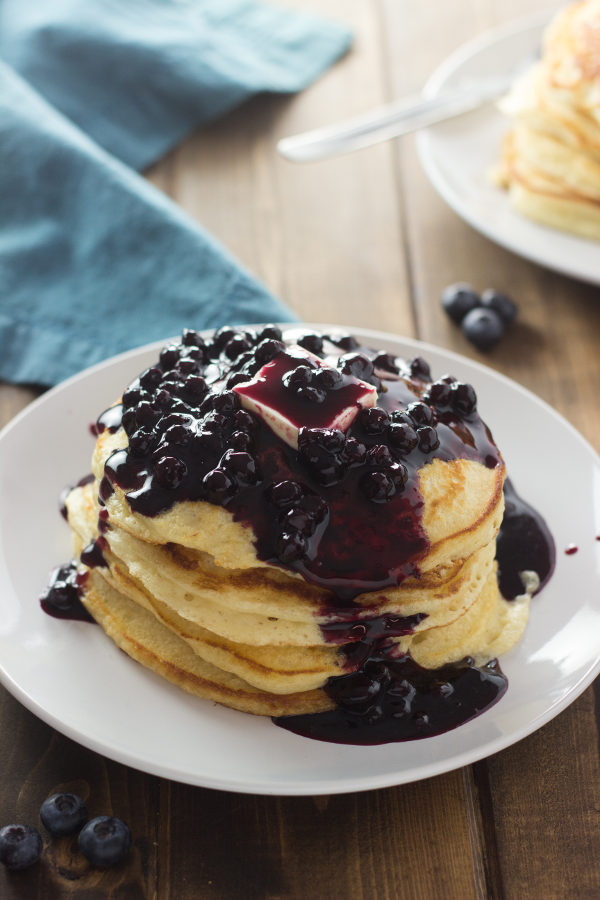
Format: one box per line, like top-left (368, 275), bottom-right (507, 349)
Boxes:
top-left (99, 329), bottom-right (500, 603)
top-left (80, 537), bottom-right (108, 569)
top-left (59, 473), bottom-right (94, 521)
top-left (496, 479), bottom-right (556, 599)
top-left (98, 475), bottom-right (115, 505)
top-left (320, 611), bottom-right (428, 648)
top-left (95, 403), bottom-right (124, 435)
top-left (274, 652), bottom-right (507, 745)
top-left (40, 562), bottom-right (95, 623)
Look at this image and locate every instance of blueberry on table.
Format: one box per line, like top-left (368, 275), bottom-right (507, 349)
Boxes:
top-left (461, 307), bottom-right (505, 351)
top-left (40, 792), bottom-right (88, 837)
top-left (480, 288), bottom-right (518, 325)
top-left (440, 282), bottom-right (481, 324)
top-left (0, 824), bottom-right (43, 870)
top-left (77, 816), bottom-right (131, 868)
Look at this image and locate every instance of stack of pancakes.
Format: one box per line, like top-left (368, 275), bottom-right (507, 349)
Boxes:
top-left (63, 328), bottom-right (529, 718)
top-left (495, 0), bottom-right (600, 240)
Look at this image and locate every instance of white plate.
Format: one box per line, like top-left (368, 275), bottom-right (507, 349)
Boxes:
top-left (417, 12), bottom-right (600, 284)
top-left (1, 327), bottom-right (599, 796)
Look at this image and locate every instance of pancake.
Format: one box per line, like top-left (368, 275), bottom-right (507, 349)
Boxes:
top-left (81, 569), bottom-right (332, 717)
top-left (68, 481), bottom-right (498, 645)
top-left (76, 556), bottom-right (527, 706)
top-left (48, 324), bottom-right (536, 737)
top-left (67, 481), bottom-right (505, 694)
top-left (495, 0), bottom-right (600, 239)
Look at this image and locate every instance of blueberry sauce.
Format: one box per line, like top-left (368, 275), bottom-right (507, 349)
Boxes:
top-left (59, 473), bottom-right (94, 521)
top-left (40, 562), bottom-right (95, 623)
top-left (275, 653), bottom-right (507, 745)
top-left (320, 611), bottom-right (428, 649)
top-left (496, 479), bottom-right (555, 599)
top-left (277, 476), bottom-right (555, 744)
top-left (95, 403), bottom-right (124, 435)
top-left (97, 331), bottom-right (500, 602)
top-left (80, 537), bottom-right (108, 569)
top-left (45, 327), bottom-right (556, 744)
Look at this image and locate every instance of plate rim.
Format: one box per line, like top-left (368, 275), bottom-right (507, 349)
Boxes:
top-left (1, 325), bottom-right (599, 796)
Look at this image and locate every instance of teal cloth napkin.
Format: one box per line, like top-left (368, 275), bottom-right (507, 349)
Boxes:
top-left (0, 0), bottom-right (351, 386)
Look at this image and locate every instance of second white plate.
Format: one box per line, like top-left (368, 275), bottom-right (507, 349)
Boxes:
top-left (417, 12), bottom-right (600, 284)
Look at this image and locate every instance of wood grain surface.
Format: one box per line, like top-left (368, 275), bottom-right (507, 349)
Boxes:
top-left (1, 2), bottom-right (599, 898)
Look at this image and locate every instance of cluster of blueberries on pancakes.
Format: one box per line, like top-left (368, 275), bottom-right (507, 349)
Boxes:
top-left (98, 326), bottom-right (480, 569)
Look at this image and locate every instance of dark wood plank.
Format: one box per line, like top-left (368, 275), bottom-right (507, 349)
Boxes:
top-left (159, 775), bottom-right (480, 900)
top-left (488, 691), bottom-right (600, 899)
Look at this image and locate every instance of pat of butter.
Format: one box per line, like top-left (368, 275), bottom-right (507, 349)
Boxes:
top-left (233, 345), bottom-right (377, 449)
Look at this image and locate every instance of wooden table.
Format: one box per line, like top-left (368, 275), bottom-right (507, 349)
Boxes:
top-left (2, 1), bottom-right (599, 897)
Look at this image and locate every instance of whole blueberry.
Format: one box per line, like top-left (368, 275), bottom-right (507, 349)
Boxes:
top-left (388, 422), bottom-right (418, 454)
top-left (254, 338), bottom-right (285, 364)
top-left (313, 367), bottom-right (343, 391)
top-left (361, 471), bottom-right (396, 502)
top-left (481, 288), bottom-right (518, 325)
top-left (40, 792), bottom-right (88, 837)
top-left (203, 467), bottom-right (235, 498)
top-left (154, 455), bottom-right (187, 489)
top-left (277, 530), bottom-right (308, 563)
top-left (159, 345), bottom-right (180, 370)
top-left (406, 401), bottom-right (434, 427)
top-left (296, 332), bottom-right (324, 355)
top-left (342, 437), bottom-right (367, 465)
top-left (257, 324), bottom-right (283, 342)
top-left (372, 352), bottom-right (398, 373)
top-left (339, 352), bottom-right (374, 382)
top-left (0, 824), bottom-right (43, 870)
top-left (285, 506), bottom-right (317, 536)
top-left (181, 328), bottom-right (205, 348)
top-left (77, 816), bottom-right (131, 868)
top-left (333, 334), bottom-right (359, 351)
top-left (417, 425), bottom-right (440, 453)
top-left (219, 449), bottom-right (260, 486)
top-left (424, 381), bottom-right (453, 411)
top-left (461, 307), bottom-right (505, 351)
top-left (224, 335), bottom-right (253, 360)
top-left (451, 382), bottom-right (477, 416)
top-left (358, 407), bottom-right (390, 434)
top-left (441, 282), bottom-right (481, 324)
top-left (408, 356), bottom-right (432, 381)
top-left (268, 480), bottom-right (304, 508)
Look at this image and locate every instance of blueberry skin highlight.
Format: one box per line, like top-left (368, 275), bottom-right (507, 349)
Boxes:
top-left (461, 307), bottom-right (505, 351)
top-left (481, 288), bottom-right (518, 325)
top-left (440, 282), bottom-right (481, 324)
top-left (0, 824), bottom-right (43, 870)
top-left (77, 816), bottom-right (131, 868)
top-left (40, 792), bottom-right (88, 837)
